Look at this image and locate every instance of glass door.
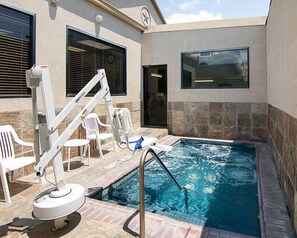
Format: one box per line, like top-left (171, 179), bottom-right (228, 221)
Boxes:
top-left (143, 65), bottom-right (167, 127)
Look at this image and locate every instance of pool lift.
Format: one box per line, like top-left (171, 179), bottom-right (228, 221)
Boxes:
top-left (26, 65), bottom-right (186, 234)
top-left (26, 66), bottom-right (115, 230)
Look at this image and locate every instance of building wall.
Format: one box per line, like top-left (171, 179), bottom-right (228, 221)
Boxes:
top-left (267, 0), bottom-right (297, 118)
top-left (0, 0), bottom-right (144, 176)
top-left (1, 0), bottom-right (143, 110)
top-left (266, 0), bottom-right (297, 231)
top-left (142, 19), bottom-right (267, 141)
top-left (105, 0), bottom-right (164, 26)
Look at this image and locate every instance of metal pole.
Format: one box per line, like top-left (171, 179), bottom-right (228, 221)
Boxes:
top-left (31, 88), bottom-right (41, 164)
top-left (139, 148), bottom-right (189, 238)
top-left (151, 150), bottom-right (183, 190)
top-left (139, 148), bottom-right (147, 238)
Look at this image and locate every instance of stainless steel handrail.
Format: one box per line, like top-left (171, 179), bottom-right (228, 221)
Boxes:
top-left (139, 147), bottom-right (188, 238)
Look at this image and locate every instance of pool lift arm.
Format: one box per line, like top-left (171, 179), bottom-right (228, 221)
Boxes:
top-left (26, 65), bottom-right (172, 231)
top-left (26, 65), bottom-right (119, 230)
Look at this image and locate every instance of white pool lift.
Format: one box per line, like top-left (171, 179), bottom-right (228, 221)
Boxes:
top-left (26, 65), bottom-right (171, 230)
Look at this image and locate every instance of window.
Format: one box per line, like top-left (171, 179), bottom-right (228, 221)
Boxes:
top-left (67, 28), bottom-right (126, 96)
top-left (181, 48), bottom-right (249, 89)
top-left (0, 5), bottom-right (34, 97)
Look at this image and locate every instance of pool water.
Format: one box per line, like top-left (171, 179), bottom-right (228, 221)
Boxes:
top-left (96, 139), bottom-right (260, 237)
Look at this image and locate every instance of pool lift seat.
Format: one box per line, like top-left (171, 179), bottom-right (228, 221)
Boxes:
top-left (112, 107), bottom-right (171, 153)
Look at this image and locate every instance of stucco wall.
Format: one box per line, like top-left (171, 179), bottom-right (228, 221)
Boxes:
top-left (142, 19), bottom-right (267, 103)
top-left (266, 0), bottom-right (297, 118)
top-left (0, 0), bottom-right (142, 112)
top-left (105, 0), bottom-right (164, 26)
top-left (266, 0), bottom-right (297, 231)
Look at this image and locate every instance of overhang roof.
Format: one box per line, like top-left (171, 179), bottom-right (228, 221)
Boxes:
top-left (88, 0), bottom-right (146, 32)
top-left (145, 16), bottom-right (267, 33)
top-left (87, 0), bottom-right (167, 32)
top-left (150, 0), bottom-right (166, 24)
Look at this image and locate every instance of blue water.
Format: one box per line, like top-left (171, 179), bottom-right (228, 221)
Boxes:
top-left (96, 139), bottom-right (260, 237)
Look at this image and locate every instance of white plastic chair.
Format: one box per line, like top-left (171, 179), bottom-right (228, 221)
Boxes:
top-left (82, 113), bottom-right (116, 158)
top-left (0, 125), bottom-right (36, 203)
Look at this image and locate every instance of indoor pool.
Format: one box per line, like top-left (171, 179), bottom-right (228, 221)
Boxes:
top-left (95, 139), bottom-right (260, 237)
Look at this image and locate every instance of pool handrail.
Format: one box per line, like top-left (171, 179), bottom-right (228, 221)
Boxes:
top-left (139, 147), bottom-right (188, 238)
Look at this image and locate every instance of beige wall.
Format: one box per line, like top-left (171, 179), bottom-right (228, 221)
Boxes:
top-left (105, 0), bottom-right (164, 26)
top-left (142, 18), bottom-right (267, 103)
top-left (266, 0), bottom-right (297, 232)
top-left (0, 0), bottom-right (142, 112)
top-left (266, 0), bottom-right (297, 118)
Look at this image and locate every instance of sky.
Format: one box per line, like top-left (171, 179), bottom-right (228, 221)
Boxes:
top-left (156, 0), bottom-right (271, 24)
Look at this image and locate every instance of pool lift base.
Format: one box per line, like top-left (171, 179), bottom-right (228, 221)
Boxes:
top-left (52, 217), bottom-right (69, 231)
top-left (33, 184), bottom-right (85, 231)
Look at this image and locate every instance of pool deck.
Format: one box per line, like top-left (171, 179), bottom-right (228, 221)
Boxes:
top-left (0, 127), bottom-right (296, 238)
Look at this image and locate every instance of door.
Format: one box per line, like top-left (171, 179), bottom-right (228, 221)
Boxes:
top-left (143, 65), bottom-right (167, 127)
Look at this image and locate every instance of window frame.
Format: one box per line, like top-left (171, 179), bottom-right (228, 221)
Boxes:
top-left (0, 3), bottom-right (36, 98)
top-left (181, 47), bottom-right (249, 89)
top-left (66, 26), bottom-right (127, 97)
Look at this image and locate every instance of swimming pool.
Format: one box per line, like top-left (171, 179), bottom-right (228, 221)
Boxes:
top-left (95, 139), bottom-right (260, 237)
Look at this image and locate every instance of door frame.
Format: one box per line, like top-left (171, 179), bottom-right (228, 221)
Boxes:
top-left (143, 65), bottom-right (167, 127)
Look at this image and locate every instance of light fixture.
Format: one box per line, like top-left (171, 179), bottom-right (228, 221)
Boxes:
top-left (95, 15), bottom-right (103, 24)
top-left (68, 46), bottom-right (86, 53)
top-left (50, 0), bottom-right (60, 7)
top-left (151, 73), bottom-right (162, 78)
top-left (195, 79), bottom-right (214, 83)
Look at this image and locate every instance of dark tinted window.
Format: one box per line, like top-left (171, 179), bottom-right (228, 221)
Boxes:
top-left (0, 5), bottom-right (34, 97)
top-left (182, 48), bottom-right (249, 89)
top-left (67, 29), bottom-right (126, 96)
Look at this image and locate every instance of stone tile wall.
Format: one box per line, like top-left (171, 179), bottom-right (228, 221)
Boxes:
top-left (267, 104), bottom-right (297, 230)
top-left (0, 101), bottom-right (140, 178)
top-left (168, 102), bottom-right (267, 142)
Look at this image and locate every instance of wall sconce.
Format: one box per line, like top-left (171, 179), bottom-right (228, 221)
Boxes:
top-left (50, 0), bottom-right (60, 7)
top-left (95, 15), bottom-right (103, 24)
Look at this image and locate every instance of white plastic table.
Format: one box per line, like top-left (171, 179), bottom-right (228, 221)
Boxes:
top-left (63, 139), bottom-right (90, 171)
